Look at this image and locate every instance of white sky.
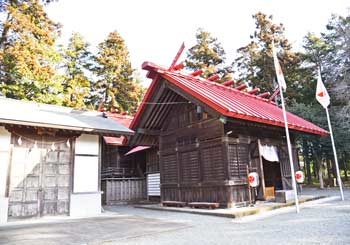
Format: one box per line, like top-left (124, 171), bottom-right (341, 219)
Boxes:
top-left (46, 0), bottom-right (349, 86)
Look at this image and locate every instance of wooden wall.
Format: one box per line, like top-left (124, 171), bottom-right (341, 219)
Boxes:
top-left (224, 121), bottom-right (300, 200)
top-left (158, 102), bottom-right (300, 206)
top-left (160, 103), bottom-right (250, 207)
top-left (6, 127), bottom-right (73, 218)
top-left (102, 178), bottom-right (146, 205)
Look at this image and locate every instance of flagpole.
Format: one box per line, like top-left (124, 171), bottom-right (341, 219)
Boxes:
top-left (279, 90), bottom-right (300, 213)
top-left (272, 39), bottom-right (300, 213)
top-left (325, 107), bottom-right (345, 201)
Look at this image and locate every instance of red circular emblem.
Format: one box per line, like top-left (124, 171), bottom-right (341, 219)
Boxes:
top-left (296, 173), bottom-right (302, 180)
top-left (249, 175), bottom-right (255, 183)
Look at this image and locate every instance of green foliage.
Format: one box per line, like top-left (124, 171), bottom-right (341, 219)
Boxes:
top-left (0, 2), bottom-right (144, 114)
top-left (291, 13), bottom-right (350, 182)
top-left (0, 0), bottom-right (63, 104)
top-left (186, 28), bottom-right (232, 81)
top-left (234, 11), bottom-right (350, 183)
top-left (93, 31), bottom-right (143, 113)
top-left (61, 32), bottom-right (93, 109)
top-left (234, 12), bottom-right (302, 100)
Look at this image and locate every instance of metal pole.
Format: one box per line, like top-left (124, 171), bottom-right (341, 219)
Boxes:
top-left (279, 90), bottom-right (300, 213)
top-left (325, 107), bottom-right (344, 201)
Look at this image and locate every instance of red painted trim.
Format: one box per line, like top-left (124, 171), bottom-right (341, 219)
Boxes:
top-left (169, 42), bottom-right (185, 70)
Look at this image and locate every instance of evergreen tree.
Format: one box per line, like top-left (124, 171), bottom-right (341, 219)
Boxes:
top-left (0, 0), bottom-right (62, 104)
top-left (234, 12), bottom-right (302, 99)
top-left (186, 28), bottom-right (232, 81)
top-left (93, 31), bottom-right (142, 113)
top-left (61, 32), bottom-right (93, 108)
top-left (289, 13), bottom-right (350, 184)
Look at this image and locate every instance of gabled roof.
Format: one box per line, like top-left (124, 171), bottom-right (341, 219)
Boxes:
top-left (103, 112), bottom-right (133, 146)
top-left (130, 62), bottom-right (327, 136)
top-left (0, 98), bottom-right (134, 137)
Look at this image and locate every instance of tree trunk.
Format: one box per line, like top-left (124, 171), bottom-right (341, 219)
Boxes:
top-left (313, 150), bottom-right (323, 189)
top-left (342, 152), bottom-right (348, 181)
top-left (331, 158), bottom-right (338, 186)
top-left (318, 162), bottom-right (324, 189)
top-left (0, 13), bottom-right (11, 49)
top-left (313, 159), bottom-right (318, 179)
top-left (326, 158), bottom-right (332, 187)
top-left (303, 139), bottom-right (312, 184)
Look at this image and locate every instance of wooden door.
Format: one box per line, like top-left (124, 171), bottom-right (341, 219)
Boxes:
top-left (8, 139), bottom-right (71, 218)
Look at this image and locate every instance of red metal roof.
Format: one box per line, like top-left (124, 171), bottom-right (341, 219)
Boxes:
top-left (104, 112), bottom-right (133, 146)
top-left (130, 62), bottom-right (327, 136)
top-left (125, 146), bottom-right (150, 156)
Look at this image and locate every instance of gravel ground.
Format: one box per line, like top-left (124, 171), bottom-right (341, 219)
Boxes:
top-left (1, 187), bottom-right (348, 245)
top-left (104, 187), bottom-right (350, 245)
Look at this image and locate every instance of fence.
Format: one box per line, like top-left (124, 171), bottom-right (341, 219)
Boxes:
top-left (102, 178), bottom-right (146, 205)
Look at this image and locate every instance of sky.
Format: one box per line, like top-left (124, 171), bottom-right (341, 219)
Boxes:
top-left (46, 0), bottom-right (350, 86)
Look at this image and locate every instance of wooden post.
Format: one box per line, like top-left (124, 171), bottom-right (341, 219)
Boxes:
top-left (257, 139), bottom-right (266, 200)
top-left (246, 165), bottom-right (252, 206)
top-left (5, 145), bottom-right (13, 198)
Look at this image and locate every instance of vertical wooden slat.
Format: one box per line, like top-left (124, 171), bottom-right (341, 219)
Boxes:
top-left (257, 139), bottom-right (266, 200)
top-left (101, 178), bottom-right (147, 203)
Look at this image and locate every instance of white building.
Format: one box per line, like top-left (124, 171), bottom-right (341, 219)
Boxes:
top-left (0, 98), bottom-right (133, 223)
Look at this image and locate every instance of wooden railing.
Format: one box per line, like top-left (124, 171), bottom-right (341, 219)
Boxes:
top-left (101, 167), bottom-right (136, 178)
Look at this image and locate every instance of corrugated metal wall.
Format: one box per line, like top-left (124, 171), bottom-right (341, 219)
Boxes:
top-left (147, 173), bottom-right (160, 196)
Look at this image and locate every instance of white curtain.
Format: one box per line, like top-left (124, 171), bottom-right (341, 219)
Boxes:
top-left (260, 144), bottom-right (279, 162)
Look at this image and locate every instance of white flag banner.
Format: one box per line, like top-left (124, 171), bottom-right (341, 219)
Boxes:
top-left (315, 69), bottom-right (330, 109)
top-left (272, 41), bottom-right (287, 91)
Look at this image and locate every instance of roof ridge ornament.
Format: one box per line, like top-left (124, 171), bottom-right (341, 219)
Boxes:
top-left (268, 88), bottom-right (281, 102)
top-left (222, 80), bottom-right (235, 86)
top-left (169, 42), bottom-right (185, 71)
top-left (208, 74), bottom-right (220, 82)
top-left (190, 69), bottom-right (203, 77)
top-left (234, 84), bottom-right (247, 91)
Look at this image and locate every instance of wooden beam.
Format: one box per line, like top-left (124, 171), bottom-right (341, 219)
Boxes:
top-left (137, 128), bottom-right (161, 136)
top-left (145, 89), bottom-right (178, 128)
top-left (136, 81), bottom-right (167, 129)
top-left (149, 92), bottom-right (180, 129)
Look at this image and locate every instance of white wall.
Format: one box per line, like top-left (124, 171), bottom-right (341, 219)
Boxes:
top-left (70, 134), bottom-right (101, 217)
top-left (75, 134), bottom-right (99, 155)
top-left (74, 156), bottom-right (98, 192)
top-left (0, 127), bottom-right (11, 223)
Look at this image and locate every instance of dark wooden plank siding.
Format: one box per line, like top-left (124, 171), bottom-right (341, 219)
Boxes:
top-left (228, 143), bottom-right (249, 179)
top-left (146, 148), bottom-right (159, 173)
top-left (159, 102), bottom-right (252, 206)
top-left (201, 145), bottom-right (225, 181)
top-left (180, 150), bottom-right (200, 183)
top-left (162, 154), bottom-right (177, 183)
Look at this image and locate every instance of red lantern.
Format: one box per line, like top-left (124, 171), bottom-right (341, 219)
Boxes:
top-left (248, 172), bottom-right (259, 187)
top-left (295, 171), bottom-right (304, 184)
